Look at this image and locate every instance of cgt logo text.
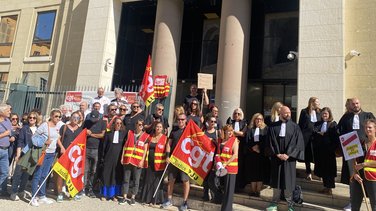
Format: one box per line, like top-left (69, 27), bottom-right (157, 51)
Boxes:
top-left (68, 145), bottom-right (84, 179)
top-left (181, 138), bottom-right (214, 173)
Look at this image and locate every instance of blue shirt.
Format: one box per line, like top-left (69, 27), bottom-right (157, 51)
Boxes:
top-left (0, 118), bottom-right (11, 148)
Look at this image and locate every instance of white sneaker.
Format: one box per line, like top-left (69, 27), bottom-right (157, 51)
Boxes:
top-left (31, 198), bottom-right (39, 207)
top-left (38, 197), bottom-right (54, 204)
top-left (343, 203), bottom-right (351, 211)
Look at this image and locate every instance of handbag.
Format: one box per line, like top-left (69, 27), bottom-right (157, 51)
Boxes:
top-left (35, 123), bottom-right (50, 166)
top-left (32, 122), bottom-right (50, 148)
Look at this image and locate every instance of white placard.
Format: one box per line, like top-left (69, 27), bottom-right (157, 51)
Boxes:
top-left (197, 73), bottom-right (213, 90)
top-left (339, 131), bottom-right (364, 161)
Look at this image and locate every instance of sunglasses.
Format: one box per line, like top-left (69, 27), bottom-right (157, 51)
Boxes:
top-left (132, 106), bottom-right (139, 108)
top-left (110, 109), bottom-right (117, 111)
top-left (54, 115), bottom-right (62, 118)
top-left (234, 113), bottom-right (240, 115)
top-left (119, 108), bottom-right (127, 111)
top-left (115, 122), bottom-right (122, 125)
top-left (72, 116), bottom-right (80, 120)
top-left (29, 116), bottom-right (36, 120)
top-left (11, 118), bottom-right (18, 121)
top-left (210, 120), bottom-right (217, 123)
top-left (178, 118), bottom-right (186, 121)
top-left (157, 108), bottom-right (164, 111)
top-left (191, 103), bottom-right (198, 105)
top-left (138, 123), bottom-right (144, 126)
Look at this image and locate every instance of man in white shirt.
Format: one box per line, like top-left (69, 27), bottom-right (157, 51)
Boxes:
top-left (91, 87), bottom-right (110, 115)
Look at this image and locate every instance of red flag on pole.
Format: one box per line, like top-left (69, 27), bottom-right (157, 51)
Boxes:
top-left (170, 120), bottom-right (216, 185)
top-left (139, 55), bottom-right (155, 107)
top-left (52, 129), bottom-right (87, 197)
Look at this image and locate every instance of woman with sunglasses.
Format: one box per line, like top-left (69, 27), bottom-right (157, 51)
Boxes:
top-left (30, 109), bottom-right (62, 206)
top-left (119, 119), bottom-right (149, 205)
top-left (226, 108), bottom-right (247, 191)
top-left (55, 111), bottom-right (83, 202)
top-left (202, 115), bottom-right (221, 203)
top-left (187, 99), bottom-right (203, 128)
top-left (10, 111), bottom-right (39, 201)
top-left (9, 113), bottom-right (21, 165)
top-left (101, 118), bottom-right (126, 202)
top-left (118, 105), bottom-right (128, 120)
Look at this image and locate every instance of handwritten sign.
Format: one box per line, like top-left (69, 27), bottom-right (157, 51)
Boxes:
top-left (339, 131), bottom-right (364, 161)
top-left (197, 73), bottom-right (213, 90)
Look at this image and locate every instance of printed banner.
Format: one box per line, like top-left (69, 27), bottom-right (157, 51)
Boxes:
top-left (139, 55), bottom-right (155, 107)
top-left (64, 91), bottom-right (138, 112)
top-left (52, 129), bottom-right (87, 197)
top-left (170, 120), bottom-right (215, 185)
top-left (339, 131), bottom-right (364, 161)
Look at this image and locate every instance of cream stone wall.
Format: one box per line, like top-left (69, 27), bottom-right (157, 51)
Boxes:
top-left (298, 0), bottom-right (345, 121)
top-left (344, 0), bottom-right (376, 114)
top-left (76, 0), bottom-right (122, 88)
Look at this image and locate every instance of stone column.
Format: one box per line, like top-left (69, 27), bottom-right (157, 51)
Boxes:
top-left (151, 0), bottom-right (183, 125)
top-left (215, 0), bottom-right (251, 122)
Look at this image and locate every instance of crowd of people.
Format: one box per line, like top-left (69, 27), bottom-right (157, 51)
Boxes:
top-left (0, 85), bottom-right (375, 211)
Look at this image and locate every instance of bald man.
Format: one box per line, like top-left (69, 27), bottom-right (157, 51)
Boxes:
top-left (266, 106), bottom-right (305, 211)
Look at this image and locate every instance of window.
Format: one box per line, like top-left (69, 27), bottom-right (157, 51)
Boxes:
top-left (0, 15), bottom-right (18, 58)
top-left (30, 10), bottom-right (56, 57)
top-left (0, 72), bottom-right (8, 83)
top-left (39, 77), bottom-right (47, 91)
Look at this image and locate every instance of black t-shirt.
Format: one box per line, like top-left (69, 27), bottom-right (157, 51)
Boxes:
top-left (145, 114), bottom-right (169, 134)
top-left (123, 113), bottom-right (145, 132)
top-left (83, 119), bottom-right (106, 149)
top-left (168, 127), bottom-right (184, 154)
top-left (59, 125), bottom-right (83, 149)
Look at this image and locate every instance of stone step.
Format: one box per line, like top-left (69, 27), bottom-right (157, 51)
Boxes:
top-left (296, 177), bottom-right (349, 193)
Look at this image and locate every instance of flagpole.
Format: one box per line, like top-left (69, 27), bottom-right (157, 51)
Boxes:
top-left (28, 168), bottom-right (54, 206)
top-left (153, 163), bottom-right (169, 198)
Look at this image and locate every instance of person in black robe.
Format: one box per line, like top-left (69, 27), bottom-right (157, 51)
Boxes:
top-left (312, 107), bottom-right (338, 195)
top-left (226, 108), bottom-right (248, 191)
top-left (298, 97), bottom-right (321, 180)
top-left (245, 113), bottom-right (269, 197)
top-left (337, 98), bottom-right (375, 210)
top-left (266, 106), bottom-right (305, 211)
top-left (100, 118), bottom-right (126, 201)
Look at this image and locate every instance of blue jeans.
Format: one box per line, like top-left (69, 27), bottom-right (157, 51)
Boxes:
top-left (0, 149), bottom-right (9, 193)
top-left (31, 153), bottom-right (55, 197)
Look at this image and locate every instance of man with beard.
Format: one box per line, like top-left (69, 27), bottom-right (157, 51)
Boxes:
top-left (266, 106), bottom-right (305, 211)
top-left (144, 103), bottom-right (169, 135)
top-left (337, 97), bottom-right (375, 211)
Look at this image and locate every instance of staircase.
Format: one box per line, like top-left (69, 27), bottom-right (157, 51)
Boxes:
top-left (169, 158), bottom-right (371, 211)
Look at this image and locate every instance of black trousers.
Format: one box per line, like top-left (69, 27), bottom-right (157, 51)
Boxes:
top-left (322, 176), bottom-right (335, 189)
top-left (221, 174), bottom-right (236, 211)
top-left (351, 176), bottom-right (376, 211)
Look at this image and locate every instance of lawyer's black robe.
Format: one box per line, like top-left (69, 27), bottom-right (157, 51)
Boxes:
top-left (298, 108), bottom-right (321, 163)
top-left (267, 120), bottom-right (305, 192)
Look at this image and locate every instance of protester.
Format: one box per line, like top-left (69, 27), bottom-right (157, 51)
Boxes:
top-left (30, 109), bottom-right (63, 206)
top-left (79, 101), bottom-right (91, 119)
top-left (298, 97), bottom-right (321, 181)
top-left (55, 112), bottom-right (83, 202)
top-left (266, 106), bottom-right (305, 211)
top-left (9, 113), bottom-right (21, 166)
top-left (0, 104), bottom-right (12, 196)
top-left (103, 104), bottom-right (119, 132)
top-left (92, 87), bottom-right (111, 115)
top-left (118, 104), bottom-right (128, 120)
top-left (20, 113), bottom-right (29, 126)
top-left (59, 105), bottom-right (71, 123)
top-left (10, 111), bottom-right (39, 201)
top-left (202, 115), bottom-right (221, 203)
top-left (186, 99), bottom-right (203, 128)
top-left (162, 114), bottom-right (190, 210)
top-left (226, 108), bottom-right (247, 191)
top-left (246, 113), bottom-right (269, 197)
top-left (140, 122), bottom-right (167, 205)
top-left (119, 119), bottom-right (149, 205)
top-left (353, 119), bottom-right (376, 211)
top-left (312, 107), bottom-right (338, 195)
top-left (338, 97), bottom-right (375, 211)
top-left (111, 88), bottom-right (128, 107)
top-left (183, 84), bottom-right (209, 111)
top-left (172, 105), bottom-right (185, 131)
top-left (83, 110), bottom-right (106, 198)
top-left (101, 118), bottom-right (125, 202)
top-left (215, 124), bottom-right (239, 211)
top-left (144, 103), bottom-right (169, 134)
top-left (209, 105), bottom-right (223, 131)
top-left (123, 102), bottom-right (144, 132)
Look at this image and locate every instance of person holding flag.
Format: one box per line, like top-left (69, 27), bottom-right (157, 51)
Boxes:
top-left (55, 112), bottom-right (83, 202)
top-left (215, 124), bottom-right (239, 211)
top-left (161, 114), bottom-right (190, 211)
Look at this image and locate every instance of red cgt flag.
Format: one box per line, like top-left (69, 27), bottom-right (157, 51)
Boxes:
top-left (170, 120), bottom-right (216, 185)
top-left (52, 129), bottom-right (87, 197)
top-left (139, 55), bottom-right (155, 107)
